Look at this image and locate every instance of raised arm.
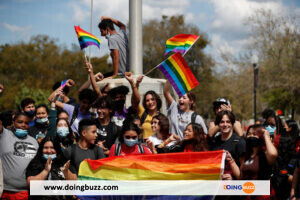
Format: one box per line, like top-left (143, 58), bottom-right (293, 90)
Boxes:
top-left (263, 129), bottom-right (278, 165)
top-left (163, 80), bottom-right (174, 107)
top-left (85, 61), bottom-right (102, 97)
top-left (48, 88), bottom-right (64, 109)
top-left (101, 16), bottom-right (126, 30)
top-left (125, 72), bottom-right (141, 111)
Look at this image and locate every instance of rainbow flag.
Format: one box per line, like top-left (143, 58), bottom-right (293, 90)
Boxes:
top-left (74, 26), bottom-right (101, 50)
top-left (158, 52), bottom-right (199, 97)
top-left (78, 151), bottom-right (224, 180)
top-left (165, 34), bottom-right (199, 56)
top-left (60, 79), bottom-right (67, 89)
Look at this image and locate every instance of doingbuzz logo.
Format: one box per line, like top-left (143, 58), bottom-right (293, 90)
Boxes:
top-left (223, 182), bottom-right (255, 194)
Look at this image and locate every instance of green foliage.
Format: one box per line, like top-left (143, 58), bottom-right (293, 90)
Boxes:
top-left (14, 84), bottom-right (51, 110)
top-left (0, 35), bottom-right (108, 111)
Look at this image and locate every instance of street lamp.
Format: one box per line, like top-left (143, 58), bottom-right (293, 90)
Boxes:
top-left (251, 54), bottom-right (259, 122)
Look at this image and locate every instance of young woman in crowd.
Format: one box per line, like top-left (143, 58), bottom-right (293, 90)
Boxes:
top-left (125, 72), bottom-right (162, 139)
top-left (29, 104), bottom-right (56, 143)
top-left (56, 118), bottom-right (75, 150)
top-left (165, 123), bottom-right (209, 153)
top-left (163, 80), bottom-right (207, 140)
top-left (226, 124), bottom-right (277, 199)
top-left (285, 119), bottom-right (300, 152)
top-left (146, 113), bottom-right (178, 153)
top-left (26, 136), bottom-right (72, 199)
top-left (109, 120), bottom-right (152, 156)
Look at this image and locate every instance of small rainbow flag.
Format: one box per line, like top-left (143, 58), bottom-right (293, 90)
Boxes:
top-left (165, 34), bottom-right (199, 56)
top-left (60, 80), bottom-right (67, 89)
top-left (158, 52), bottom-right (199, 97)
top-left (74, 26), bottom-right (101, 50)
top-left (78, 151), bottom-right (224, 180)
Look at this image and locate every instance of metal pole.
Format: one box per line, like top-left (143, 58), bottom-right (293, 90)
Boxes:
top-left (253, 63), bottom-right (258, 122)
top-left (89, 0), bottom-right (93, 63)
top-left (129, 0), bottom-right (143, 75)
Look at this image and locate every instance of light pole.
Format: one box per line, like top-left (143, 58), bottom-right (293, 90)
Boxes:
top-left (251, 55), bottom-right (259, 122)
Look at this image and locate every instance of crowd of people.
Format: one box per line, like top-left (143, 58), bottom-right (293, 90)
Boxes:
top-left (0, 17), bottom-right (299, 200)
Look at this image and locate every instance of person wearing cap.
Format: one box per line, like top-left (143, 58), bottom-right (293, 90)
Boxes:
top-left (208, 98), bottom-right (243, 138)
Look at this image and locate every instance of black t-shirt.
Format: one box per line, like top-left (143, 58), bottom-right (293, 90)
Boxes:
top-left (95, 120), bottom-right (121, 150)
top-left (63, 143), bottom-right (105, 174)
top-left (210, 132), bottom-right (246, 166)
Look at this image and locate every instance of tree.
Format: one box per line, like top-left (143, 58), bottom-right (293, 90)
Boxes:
top-left (142, 15), bottom-right (217, 119)
top-left (0, 35), bottom-right (108, 111)
top-left (246, 9), bottom-right (300, 119)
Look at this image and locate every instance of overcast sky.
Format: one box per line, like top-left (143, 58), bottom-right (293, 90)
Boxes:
top-left (0, 0), bottom-right (299, 66)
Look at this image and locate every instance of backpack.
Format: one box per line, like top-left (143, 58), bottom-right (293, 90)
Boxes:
top-left (114, 142), bottom-right (145, 156)
top-left (70, 104), bottom-right (80, 127)
top-left (191, 112), bottom-right (197, 124)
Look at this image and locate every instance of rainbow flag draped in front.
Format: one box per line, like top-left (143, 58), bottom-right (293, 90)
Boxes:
top-left (165, 34), bottom-right (199, 56)
top-left (158, 52), bottom-right (199, 97)
top-left (78, 151), bottom-right (224, 180)
top-left (74, 26), bottom-right (101, 50)
top-left (78, 151), bottom-right (224, 200)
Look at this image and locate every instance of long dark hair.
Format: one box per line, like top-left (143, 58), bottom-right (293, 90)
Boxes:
top-left (181, 123), bottom-right (209, 152)
top-left (244, 124), bottom-right (265, 161)
top-left (143, 90), bottom-right (162, 112)
top-left (119, 120), bottom-right (141, 143)
top-left (27, 136), bottom-right (67, 171)
top-left (56, 118), bottom-right (74, 148)
top-left (152, 113), bottom-right (170, 140)
top-left (286, 120), bottom-right (299, 142)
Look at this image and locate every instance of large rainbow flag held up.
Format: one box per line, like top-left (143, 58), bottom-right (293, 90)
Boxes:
top-left (78, 151), bottom-right (224, 181)
top-left (74, 26), bottom-right (101, 50)
top-left (165, 34), bottom-right (199, 56)
top-left (158, 52), bottom-right (199, 97)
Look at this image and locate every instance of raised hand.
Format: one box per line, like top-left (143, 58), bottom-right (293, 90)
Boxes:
top-left (136, 75), bottom-right (144, 85)
top-left (85, 62), bottom-right (93, 73)
top-left (95, 72), bottom-right (104, 82)
top-left (124, 72), bottom-right (134, 84)
top-left (45, 156), bottom-right (52, 173)
top-left (66, 79), bottom-right (75, 87)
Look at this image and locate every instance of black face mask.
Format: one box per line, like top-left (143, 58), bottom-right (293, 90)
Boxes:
top-left (114, 99), bottom-right (125, 110)
top-left (246, 137), bottom-right (261, 148)
top-left (24, 110), bottom-right (35, 118)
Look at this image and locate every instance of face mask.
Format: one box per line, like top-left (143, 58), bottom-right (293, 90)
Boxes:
top-left (115, 99), bottom-right (125, 110)
top-left (15, 129), bottom-right (28, 138)
top-left (265, 125), bottom-right (276, 136)
top-left (24, 110), bottom-right (35, 118)
top-left (36, 117), bottom-right (48, 124)
top-left (43, 154), bottom-right (57, 160)
top-left (57, 127), bottom-right (69, 137)
top-left (57, 97), bottom-right (63, 102)
top-left (246, 137), bottom-right (261, 147)
top-left (124, 138), bottom-right (138, 147)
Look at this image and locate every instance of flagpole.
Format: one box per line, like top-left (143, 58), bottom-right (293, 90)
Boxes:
top-left (88, 0), bottom-right (93, 63)
top-left (144, 56), bottom-right (170, 76)
top-left (182, 36), bottom-right (200, 57)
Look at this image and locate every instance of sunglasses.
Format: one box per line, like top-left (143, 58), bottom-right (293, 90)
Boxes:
top-left (124, 136), bottom-right (137, 140)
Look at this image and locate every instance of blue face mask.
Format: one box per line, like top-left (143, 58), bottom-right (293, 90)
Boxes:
top-left (36, 117), bottom-right (48, 124)
top-left (265, 125), bottom-right (276, 136)
top-left (57, 127), bottom-right (69, 137)
top-left (43, 154), bottom-right (57, 160)
top-left (15, 129), bottom-right (28, 138)
top-left (124, 138), bottom-right (138, 147)
top-left (57, 97), bottom-right (63, 102)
